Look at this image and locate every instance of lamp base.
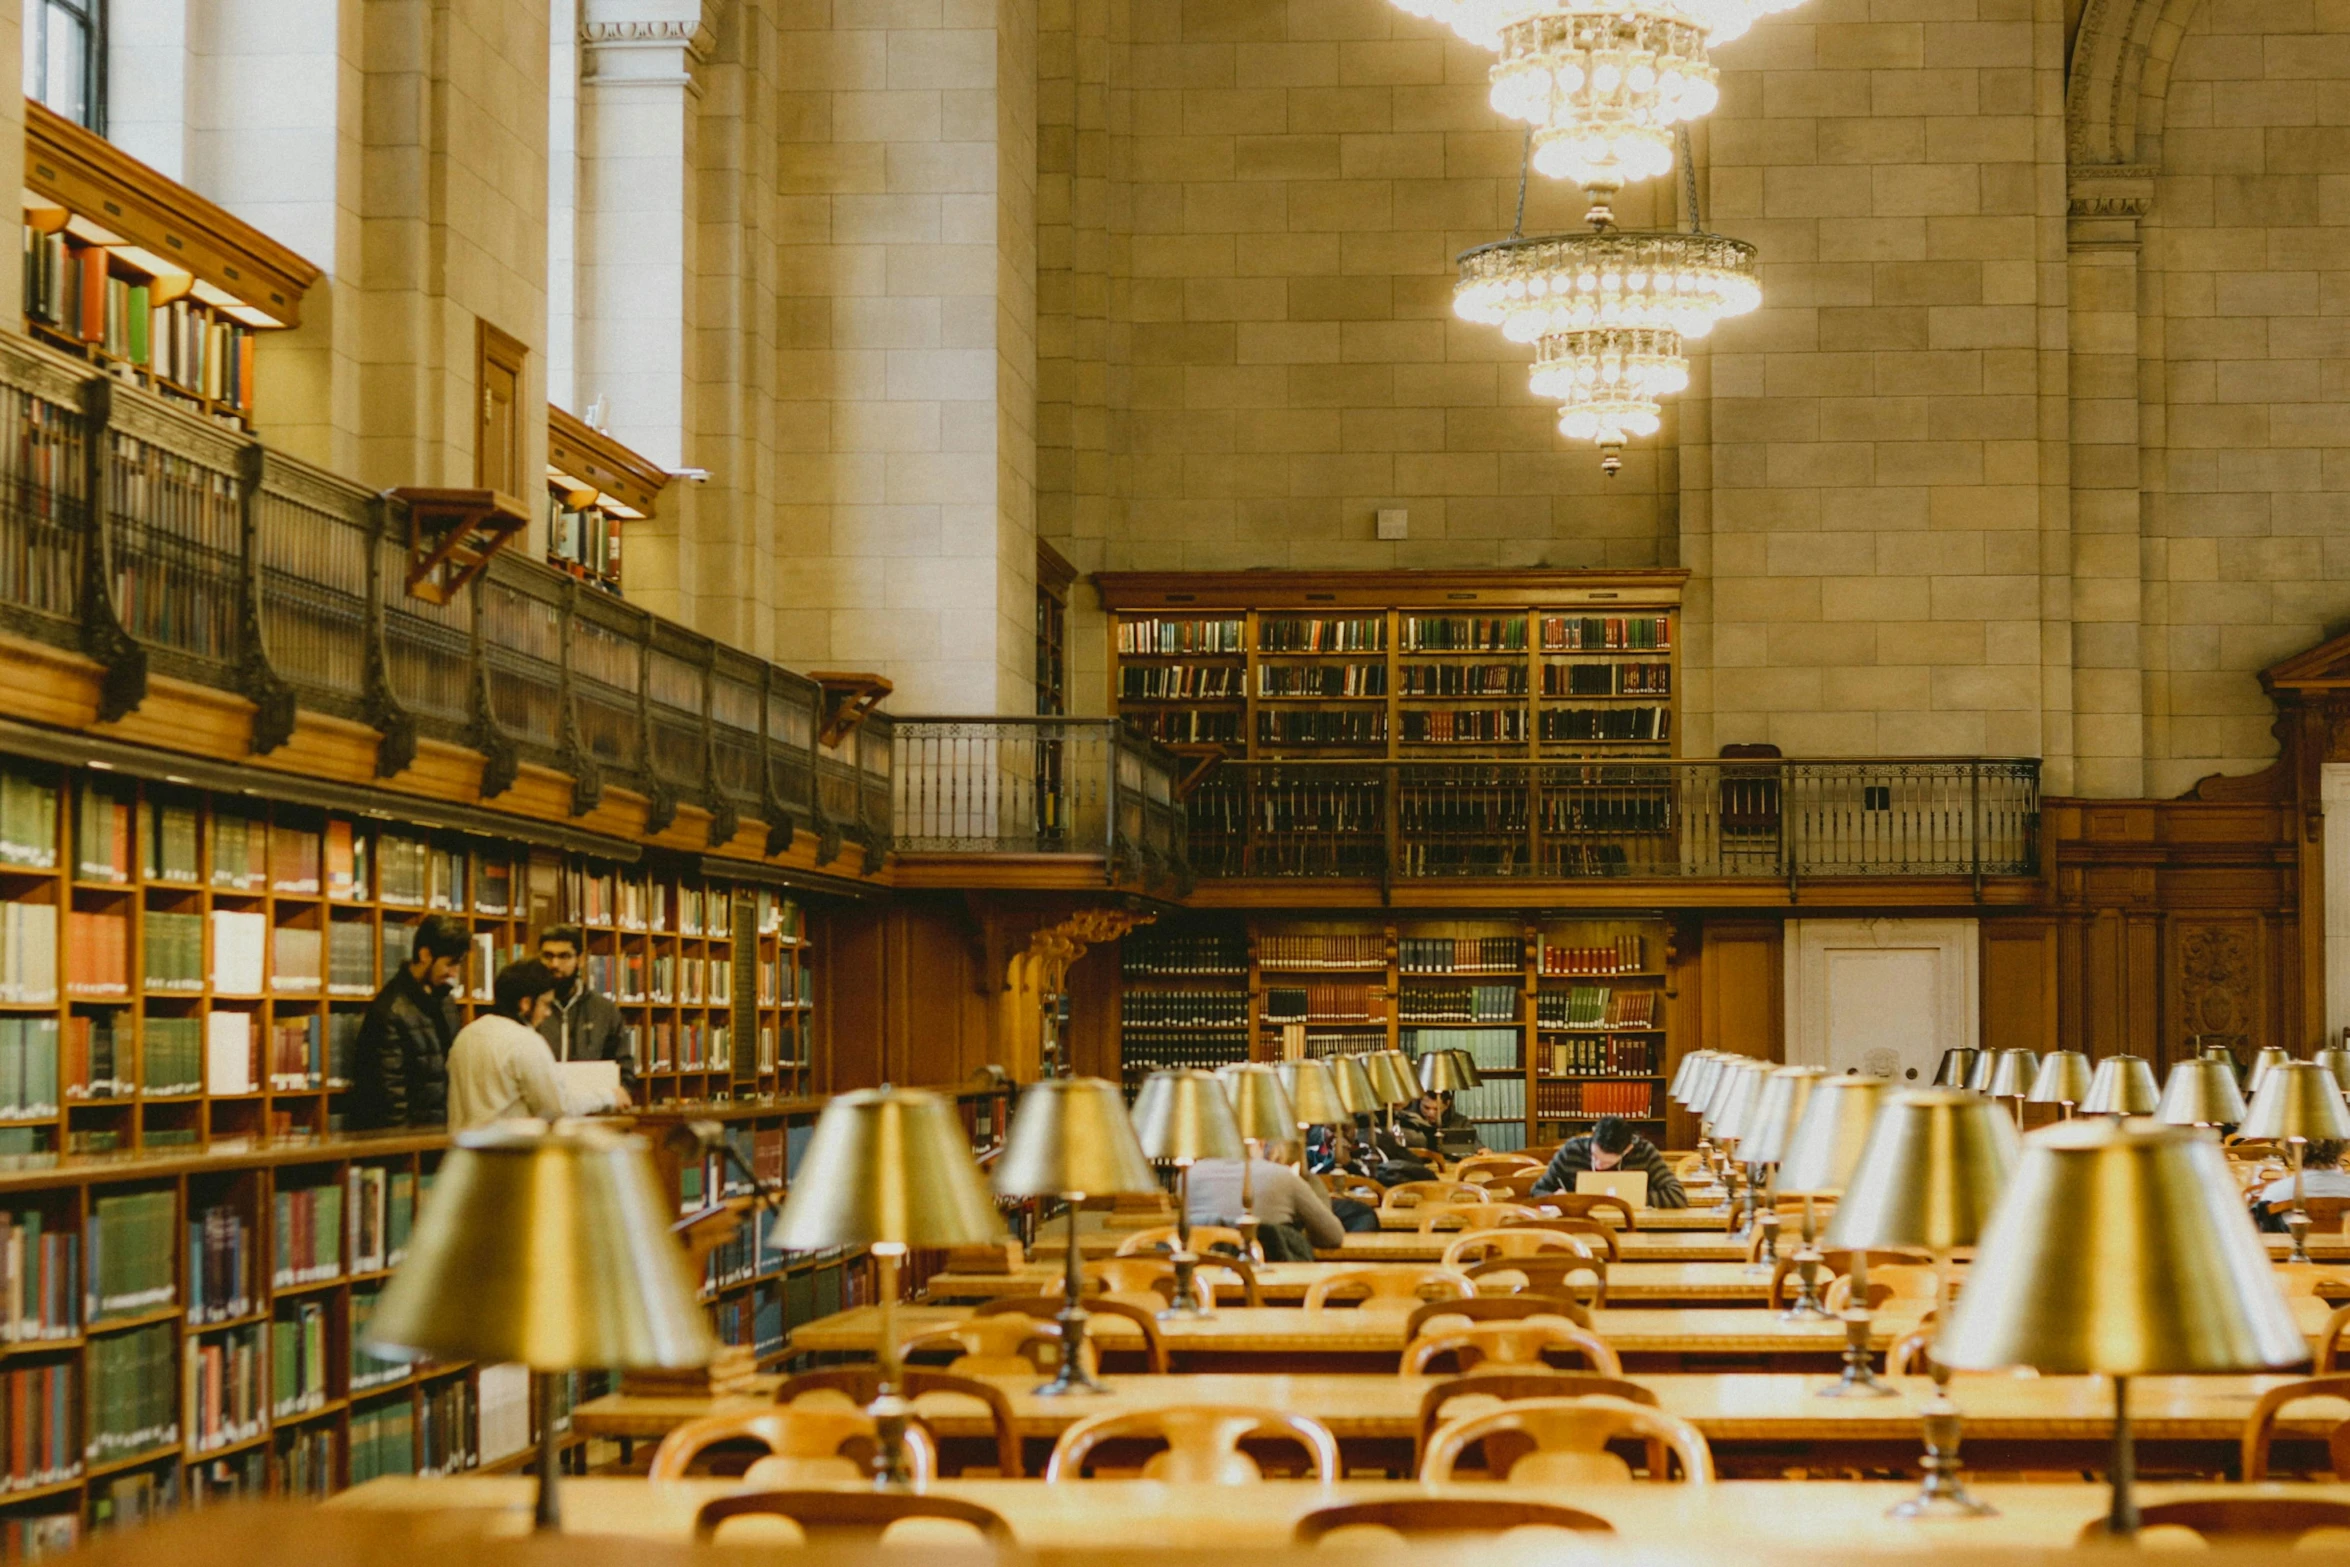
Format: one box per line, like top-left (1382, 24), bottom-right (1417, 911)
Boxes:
top-left (1815, 1310), bottom-right (1896, 1399)
top-left (1033, 1303), bottom-right (1107, 1397)
top-left (1745, 1206), bottom-right (1782, 1277)
top-left (868, 1390), bottom-right (919, 1492)
top-left (1888, 1404), bottom-right (1995, 1520)
top-left (1158, 1250), bottom-right (1216, 1321)
top-left (2287, 1208), bottom-right (2315, 1266)
top-left (1779, 1249), bottom-right (1834, 1321)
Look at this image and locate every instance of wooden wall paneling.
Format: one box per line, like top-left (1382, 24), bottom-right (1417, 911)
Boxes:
top-left (1669, 917), bottom-right (1783, 1149)
top-left (818, 901), bottom-right (886, 1092)
top-left (1065, 943), bottom-right (1120, 1080)
top-left (2166, 915), bottom-right (2269, 1064)
top-left (1980, 917), bottom-right (2057, 1056)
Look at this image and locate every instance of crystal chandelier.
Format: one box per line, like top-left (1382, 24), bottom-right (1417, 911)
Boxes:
top-left (1487, 3), bottom-right (1718, 193)
top-left (1456, 210), bottom-right (1758, 474)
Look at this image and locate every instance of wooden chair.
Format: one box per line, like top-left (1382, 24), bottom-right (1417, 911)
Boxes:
top-left (1421, 1395), bottom-right (1714, 1484)
top-left (973, 1295), bottom-right (1170, 1373)
top-left (1116, 1224), bottom-right (1255, 1260)
top-left (2240, 1374), bottom-right (2350, 1479)
top-left (1402, 1317), bottom-right (1622, 1376)
top-left (1442, 1226), bottom-right (1592, 1270)
top-left (1381, 1180), bottom-right (1485, 1210)
top-left (1332, 1174), bottom-right (1387, 1205)
top-left (694, 1490), bottom-right (1012, 1546)
top-left (1295, 1498), bottom-right (1612, 1541)
top-left (1534, 1192), bottom-right (1637, 1229)
top-left (1414, 1372), bottom-right (1659, 1471)
top-left (1057, 1255), bottom-right (1261, 1308)
top-left (1467, 1253), bottom-right (1608, 1303)
top-left (1500, 1214), bottom-right (1620, 1260)
top-left (1457, 1155), bottom-right (1541, 1183)
top-left (1469, 1172), bottom-right (1545, 1203)
top-left (770, 1368), bottom-right (1022, 1478)
top-left (1886, 1312), bottom-right (1940, 1376)
top-left (649, 1407), bottom-right (937, 1485)
top-left (1764, 1249), bottom-right (1922, 1312)
top-left (901, 1313), bottom-right (1074, 1378)
top-left (1405, 1294), bottom-right (1592, 1342)
top-left (1824, 1262), bottom-right (1939, 1315)
top-left (1417, 1202), bottom-right (1539, 1233)
top-left (1044, 1405), bottom-right (1341, 1483)
top-left (2320, 1303), bottom-right (2350, 1374)
top-left (2273, 1262), bottom-right (2350, 1298)
top-left (2076, 1500), bottom-right (2350, 1542)
top-left (1302, 1265), bottom-right (1474, 1310)
top-left (2303, 1195), bottom-right (2350, 1232)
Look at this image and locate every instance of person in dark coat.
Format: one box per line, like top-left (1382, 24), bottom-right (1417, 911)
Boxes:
top-left (347, 914), bottom-right (469, 1129)
top-left (1531, 1114), bottom-right (1688, 1207)
top-left (534, 923), bottom-right (636, 1097)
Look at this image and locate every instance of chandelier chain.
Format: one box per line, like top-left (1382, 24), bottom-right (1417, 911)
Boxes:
top-left (1681, 124), bottom-right (1702, 233)
top-left (1514, 125), bottom-right (1532, 239)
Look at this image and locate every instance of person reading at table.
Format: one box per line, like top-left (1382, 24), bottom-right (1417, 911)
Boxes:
top-left (2251, 1138), bottom-right (2350, 1231)
top-left (1398, 1088), bottom-right (1477, 1152)
top-left (1186, 1146), bottom-right (1349, 1259)
top-left (1531, 1115), bottom-right (1688, 1208)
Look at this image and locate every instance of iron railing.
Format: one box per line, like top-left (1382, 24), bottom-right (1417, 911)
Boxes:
top-left (892, 717), bottom-right (1188, 877)
top-left (1181, 758), bottom-right (2040, 883)
top-left (0, 333), bottom-right (889, 863)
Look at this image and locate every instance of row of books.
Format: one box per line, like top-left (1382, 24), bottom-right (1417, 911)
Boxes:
top-left (1542, 706), bottom-right (1671, 742)
top-left (1118, 617), bottom-right (1244, 654)
top-left (1115, 1033), bottom-right (1250, 1086)
top-left (187, 1202), bottom-right (254, 1325)
top-left (1537, 1080), bottom-right (1660, 1117)
top-left (188, 1448), bottom-right (264, 1506)
top-left (1405, 1028), bottom-right (1520, 1070)
top-left (350, 1398), bottom-right (419, 1486)
top-left (1124, 709), bottom-right (1241, 746)
top-left (86, 1323), bottom-right (179, 1462)
top-left (1400, 936), bottom-right (1521, 974)
top-left (1401, 708), bottom-right (1526, 744)
top-left (1123, 931), bottom-right (1247, 976)
top-left (89, 1191), bottom-right (177, 1321)
top-left (350, 1286), bottom-right (410, 1393)
top-left (1119, 665), bottom-right (1241, 701)
top-left (265, 1015), bottom-right (361, 1091)
top-left (329, 921), bottom-right (377, 992)
top-left (1397, 984), bottom-right (1519, 1024)
top-left (419, 1379), bottom-right (478, 1475)
top-left (1400, 616), bottom-right (1526, 652)
top-left (1399, 662), bottom-right (1526, 697)
top-left (272, 1184), bottom-right (345, 1286)
top-left (1257, 662), bottom-right (1384, 698)
top-left (1450, 1076), bottom-right (1525, 1123)
top-left (271, 1301), bottom-right (330, 1416)
top-left (0, 1363), bottom-right (75, 1490)
top-left (636, 1021), bottom-right (732, 1073)
top-left (1258, 710), bottom-right (1384, 745)
top-left (711, 1286), bottom-right (788, 1361)
top-left (1536, 987), bottom-right (1659, 1029)
top-left (0, 772), bottom-right (58, 869)
top-left (0, 904), bottom-right (56, 1002)
top-left (1540, 1035), bottom-right (1658, 1076)
top-left (1119, 990), bottom-right (1247, 1029)
top-left (64, 1014), bottom-right (132, 1100)
top-left (1298, 1028), bottom-right (1389, 1059)
top-left (185, 1324), bottom-right (264, 1454)
top-left (1541, 614), bottom-right (1672, 651)
top-left (1545, 661), bottom-right (1671, 696)
top-left (23, 232), bottom-right (259, 413)
top-left (547, 495), bottom-right (622, 586)
top-left (1263, 984), bottom-right (1381, 1024)
top-left (1539, 935), bottom-right (1648, 975)
top-left (1257, 932), bottom-right (1383, 970)
top-left (348, 1166), bottom-right (420, 1274)
top-left (279, 1424), bottom-right (336, 1497)
top-left (0, 1212), bottom-right (74, 1342)
top-left (1259, 616), bottom-right (1384, 652)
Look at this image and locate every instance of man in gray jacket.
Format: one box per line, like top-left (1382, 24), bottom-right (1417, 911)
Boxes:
top-left (535, 924), bottom-right (636, 1098)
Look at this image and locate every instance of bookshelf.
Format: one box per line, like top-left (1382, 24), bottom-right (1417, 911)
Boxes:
top-left (19, 102), bottom-right (319, 434)
top-left (1097, 572), bottom-right (1684, 767)
top-left (1113, 911), bottom-right (1675, 1154)
top-left (545, 406), bottom-right (669, 596)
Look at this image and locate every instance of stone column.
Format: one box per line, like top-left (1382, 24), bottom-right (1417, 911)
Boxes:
top-left (2064, 167), bottom-right (2155, 799)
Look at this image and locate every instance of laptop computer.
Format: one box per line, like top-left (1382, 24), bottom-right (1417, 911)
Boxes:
top-left (1576, 1170), bottom-right (1649, 1206)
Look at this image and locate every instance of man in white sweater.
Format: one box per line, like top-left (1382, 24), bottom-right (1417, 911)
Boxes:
top-left (446, 958), bottom-right (575, 1130)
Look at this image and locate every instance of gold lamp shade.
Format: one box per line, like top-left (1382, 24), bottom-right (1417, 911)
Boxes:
top-left (1418, 1050), bottom-right (1475, 1095)
top-left (363, 1124), bottom-right (715, 1371)
top-left (1362, 1050), bottom-right (1418, 1106)
top-left (2157, 1057), bottom-right (2249, 1127)
top-left (2080, 1054), bottom-right (2161, 1115)
top-left (1699, 1055), bottom-right (1751, 1124)
top-left (2240, 1060), bottom-right (2350, 1143)
top-left (2026, 1050), bottom-right (2094, 1106)
top-left (1984, 1047), bottom-right (2039, 1098)
top-left (1965, 1050), bottom-right (1997, 1093)
top-left (1670, 1049), bottom-right (1717, 1103)
top-left (1775, 1074), bottom-right (1888, 1195)
top-left (1678, 1051), bottom-right (1726, 1107)
top-left (1739, 1065), bottom-right (1829, 1167)
top-left (1445, 1048), bottom-right (1484, 1089)
top-left (1276, 1059), bottom-right (1349, 1129)
top-left (1220, 1063), bottom-right (1300, 1144)
top-left (1132, 1069), bottom-right (1246, 1164)
top-left (992, 1076), bottom-right (1161, 1199)
top-left (1933, 1048), bottom-right (1981, 1089)
top-left (1329, 1055), bottom-right (1380, 1117)
top-left (2248, 1046), bottom-right (2294, 1097)
top-left (1820, 1089), bottom-right (2020, 1253)
top-left (1710, 1059), bottom-right (1770, 1142)
top-left (768, 1087), bottom-right (1007, 1253)
top-left (2314, 1047), bottom-right (2350, 1093)
top-left (1939, 1117), bottom-right (2304, 1376)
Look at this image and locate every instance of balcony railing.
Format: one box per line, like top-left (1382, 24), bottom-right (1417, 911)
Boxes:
top-left (1181, 758), bottom-right (2040, 883)
top-left (891, 717), bottom-right (1188, 880)
top-left (0, 334), bottom-right (889, 862)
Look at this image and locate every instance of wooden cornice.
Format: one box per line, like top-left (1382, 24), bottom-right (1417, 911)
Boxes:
top-left (24, 100), bottom-right (321, 327)
top-left (1036, 538), bottom-right (1078, 597)
top-left (1094, 567), bottom-right (1689, 611)
top-left (548, 404), bottom-right (671, 517)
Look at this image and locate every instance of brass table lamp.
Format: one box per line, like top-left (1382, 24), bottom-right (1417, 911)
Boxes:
top-left (1279, 1057), bottom-right (1349, 1129)
top-left (1220, 1064), bottom-right (1299, 1253)
top-left (1131, 1069), bottom-right (1246, 1319)
top-left (1708, 1059), bottom-right (1769, 1234)
top-left (2248, 1045), bottom-right (2293, 1097)
top-left (2314, 1046), bottom-right (2350, 1092)
top-left (1736, 1066), bottom-right (1828, 1276)
top-left (362, 1124), bottom-right (716, 1530)
top-left (1983, 1048), bottom-right (2039, 1126)
top-left (1417, 1048), bottom-right (1475, 1097)
top-left (768, 1087), bottom-right (1008, 1486)
top-left (1777, 1074), bottom-right (1893, 1380)
top-left (2079, 1053), bottom-right (2160, 1115)
top-left (2240, 1059), bottom-right (2350, 1263)
top-left (1821, 1089), bottom-right (2019, 1518)
top-left (1669, 1048), bottom-right (1716, 1103)
top-left (992, 1076), bottom-right (1161, 1395)
top-left (1360, 1050), bottom-right (1417, 1139)
top-left (2201, 1041), bottom-right (2244, 1080)
top-left (1965, 1049), bottom-right (1996, 1092)
top-left (1329, 1054), bottom-right (1380, 1120)
top-left (1940, 1118), bottom-right (2305, 1537)
top-left (1443, 1047), bottom-right (1483, 1089)
top-left (2157, 1055), bottom-right (2248, 1129)
top-left (1932, 1047), bottom-right (1980, 1090)
top-left (2025, 1050), bottom-right (2092, 1118)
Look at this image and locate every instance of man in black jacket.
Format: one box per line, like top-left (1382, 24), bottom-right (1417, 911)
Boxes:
top-left (1531, 1115), bottom-right (1688, 1207)
top-left (348, 914), bottom-right (469, 1129)
top-left (534, 924), bottom-right (636, 1097)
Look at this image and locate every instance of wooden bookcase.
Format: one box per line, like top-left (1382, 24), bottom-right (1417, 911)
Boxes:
top-left (1097, 571), bottom-right (1685, 767)
top-left (1114, 911), bottom-right (1676, 1154)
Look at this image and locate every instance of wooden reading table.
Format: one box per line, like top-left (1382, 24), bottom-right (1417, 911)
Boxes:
top-left (923, 1260), bottom-right (1771, 1306)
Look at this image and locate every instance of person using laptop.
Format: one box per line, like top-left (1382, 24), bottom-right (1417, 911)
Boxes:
top-left (1531, 1115), bottom-right (1687, 1208)
top-left (1398, 1086), bottom-right (1478, 1154)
